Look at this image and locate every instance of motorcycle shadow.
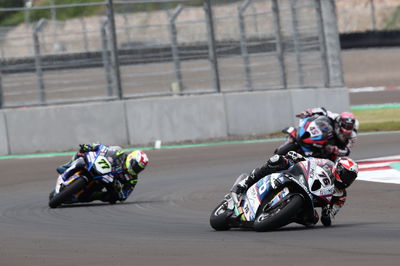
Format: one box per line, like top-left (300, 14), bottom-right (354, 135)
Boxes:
top-left (228, 224), bottom-right (347, 232)
top-left (56, 199), bottom-right (164, 209)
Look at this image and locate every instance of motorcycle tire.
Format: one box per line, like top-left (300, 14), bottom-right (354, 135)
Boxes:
top-left (275, 142), bottom-right (299, 155)
top-left (48, 178), bottom-right (87, 208)
top-left (253, 194), bottom-right (303, 232)
top-left (210, 200), bottom-right (233, 231)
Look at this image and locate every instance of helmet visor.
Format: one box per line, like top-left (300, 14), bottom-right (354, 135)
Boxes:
top-left (131, 161), bottom-right (144, 175)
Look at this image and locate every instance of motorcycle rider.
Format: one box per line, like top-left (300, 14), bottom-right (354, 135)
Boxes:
top-left (231, 151), bottom-right (358, 226)
top-left (296, 107), bottom-right (359, 159)
top-left (55, 143), bottom-right (149, 204)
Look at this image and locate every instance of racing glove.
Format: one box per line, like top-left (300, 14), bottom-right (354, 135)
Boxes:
top-left (296, 109), bottom-right (313, 118)
top-left (285, 151), bottom-right (305, 164)
top-left (79, 144), bottom-right (94, 153)
top-left (324, 144), bottom-right (339, 155)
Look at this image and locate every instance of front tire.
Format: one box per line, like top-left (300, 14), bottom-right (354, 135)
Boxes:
top-left (253, 194), bottom-right (304, 232)
top-left (49, 178), bottom-right (86, 208)
top-left (210, 201), bottom-right (233, 231)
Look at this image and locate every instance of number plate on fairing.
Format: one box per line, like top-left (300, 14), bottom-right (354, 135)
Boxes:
top-left (94, 156), bottom-right (112, 174)
top-left (242, 174), bottom-right (287, 221)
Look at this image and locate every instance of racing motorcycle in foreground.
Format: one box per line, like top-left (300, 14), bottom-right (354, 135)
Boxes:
top-left (210, 159), bottom-right (335, 231)
top-left (49, 144), bottom-right (120, 208)
top-left (275, 115), bottom-right (335, 160)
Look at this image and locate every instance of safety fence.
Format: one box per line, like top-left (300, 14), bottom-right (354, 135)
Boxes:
top-left (0, 0), bottom-right (342, 108)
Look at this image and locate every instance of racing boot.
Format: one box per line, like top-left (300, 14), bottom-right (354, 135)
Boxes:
top-left (89, 191), bottom-right (117, 204)
top-left (56, 162), bottom-right (72, 174)
top-left (295, 210), bottom-right (319, 228)
top-left (321, 207), bottom-right (332, 227)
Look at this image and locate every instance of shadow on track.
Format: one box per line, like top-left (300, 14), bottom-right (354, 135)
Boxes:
top-left (54, 199), bottom-right (164, 209)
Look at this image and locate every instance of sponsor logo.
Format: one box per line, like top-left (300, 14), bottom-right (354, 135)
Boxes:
top-left (288, 176), bottom-right (312, 199)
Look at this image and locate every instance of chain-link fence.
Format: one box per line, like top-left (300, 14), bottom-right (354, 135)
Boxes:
top-left (0, 0), bottom-right (341, 108)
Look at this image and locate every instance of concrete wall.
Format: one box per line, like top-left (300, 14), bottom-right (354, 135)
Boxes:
top-left (0, 112), bottom-right (9, 155)
top-left (125, 94), bottom-right (227, 145)
top-left (224, 90), bottom-right (293, 136)
top-left (225, 87), bottom-right (350, 137)
top-left (0, 88), bottom-right (349, 155)
top-left (5, 102), bottom-right (128, 155)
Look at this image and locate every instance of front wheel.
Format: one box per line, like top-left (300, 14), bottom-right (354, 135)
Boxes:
top-left (253, 194), bottom-right (304, 232)
top-left (210, 200), bottom-right (233, 231)
top-left (49, 178), bottom-right (87, 208)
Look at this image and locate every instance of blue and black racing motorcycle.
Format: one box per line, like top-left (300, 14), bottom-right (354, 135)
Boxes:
top-left (48, 144), bottom-right (122, 208)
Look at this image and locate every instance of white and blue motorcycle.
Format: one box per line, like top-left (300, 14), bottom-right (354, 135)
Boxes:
top-left (49, 145), bottom-right (121, 208)
top-left (210, 159), bottom-right (335, 231)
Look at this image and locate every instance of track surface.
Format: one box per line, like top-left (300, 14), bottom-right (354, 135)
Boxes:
top-left (1, 133), bottom-right (400, 266)
top-left (1, 49), bottom-right (400, 265)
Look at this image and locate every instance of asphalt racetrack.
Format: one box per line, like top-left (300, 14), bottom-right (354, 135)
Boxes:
top-left (1, 48), bottom-right (400, 265)
top-left (1, 131), bottom-right (400, 266)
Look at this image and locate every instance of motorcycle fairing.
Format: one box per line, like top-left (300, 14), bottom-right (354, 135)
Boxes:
top-left (241, 173), bottom-right (286, 221)
top-left (290, 160), bottom-right (334, 204)
top-left (297, 117), bottom-right (332, 154)
top-left (55, 172), bottom-right (82, 193)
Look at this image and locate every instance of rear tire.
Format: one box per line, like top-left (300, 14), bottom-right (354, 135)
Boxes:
top-left (253, 194), bottom-right (304, 232)
top-left (48, 178), bottom-right (86, 208)
top-left (210, 201), bottom-right (233, 231)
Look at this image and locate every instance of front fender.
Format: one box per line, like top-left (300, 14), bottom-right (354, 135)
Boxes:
top-left (55, 171), bottom-right (87, 193)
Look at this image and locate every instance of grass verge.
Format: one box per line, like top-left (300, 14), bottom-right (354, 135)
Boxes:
top-left (352, 108), bottom-right (400, 132)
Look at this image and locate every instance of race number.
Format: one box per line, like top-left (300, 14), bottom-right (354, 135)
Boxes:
top-left (308, 121), bottom-right (322, 137)
top-left (94, 156), bottom-right (112, 174)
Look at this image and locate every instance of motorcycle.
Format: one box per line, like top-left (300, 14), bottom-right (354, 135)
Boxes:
top-left (48, 144), bottom-right (121, 208)
top-left (275, 115), bottom-right (335, 160)
top-left (209, 159), bottom-right (335, 231)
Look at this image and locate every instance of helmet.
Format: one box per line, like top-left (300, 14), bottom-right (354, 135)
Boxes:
top-left (337, 112), bottom-right (356, 138)
top-left (333, 157), bottom-right (358, 189)
top-left (125, 150), bottom-right (149, 176)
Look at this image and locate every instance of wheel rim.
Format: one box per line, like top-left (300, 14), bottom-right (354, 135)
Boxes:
top-left (214, 202), bottom-right (228, 216)
top-left (257, 197), bottom-right (292, 222)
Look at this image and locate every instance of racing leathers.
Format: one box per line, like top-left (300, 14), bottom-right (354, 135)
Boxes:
top-left (297, 107), bottom-right (358, 159)
top-left (231, 151), bottom-right (348, 226)
top-left (57, 144), bottom-right (138, 203)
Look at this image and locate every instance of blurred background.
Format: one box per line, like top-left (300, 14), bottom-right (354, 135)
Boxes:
top-left (2, 0), bottom-right (398, 109)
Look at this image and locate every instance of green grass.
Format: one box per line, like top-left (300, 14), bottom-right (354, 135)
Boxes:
top-left (0, 0), bottom-right (241, 27)
top-left (1, 0), bottom-right (104, 26)
top-left (353, 108), bottom-right (400, 132)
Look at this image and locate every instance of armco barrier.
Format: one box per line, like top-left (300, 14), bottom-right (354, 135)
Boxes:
top-left (125, 94), bottom-right (227, 145)
top-left (5, 102), bottom-right (128, 155)
top-left (1, 88), bottom-right (349, 155)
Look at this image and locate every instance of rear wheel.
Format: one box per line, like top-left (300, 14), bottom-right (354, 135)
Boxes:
top-left (253, 194), bottom-right (304, 232)
top-left (210, 200), bottom-right (233, 231)
top-left (48, 178), bottom-right (87, 208)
